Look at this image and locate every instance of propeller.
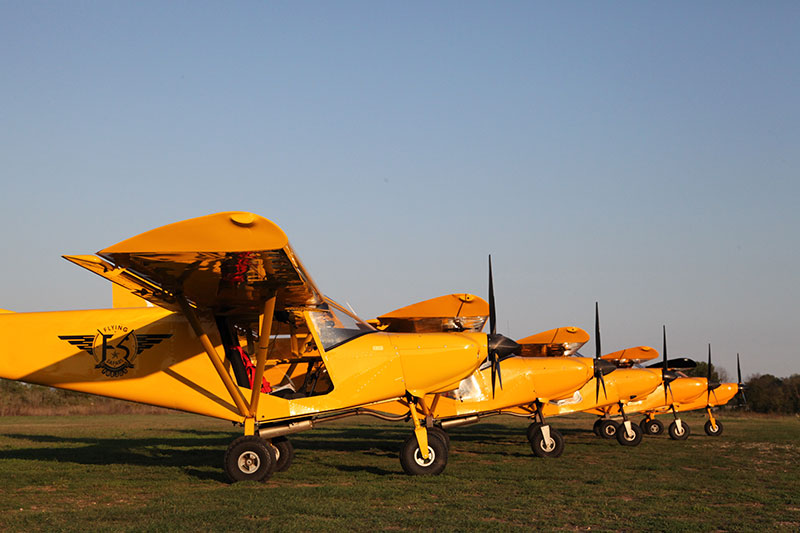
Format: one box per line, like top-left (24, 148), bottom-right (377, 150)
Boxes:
top-left (485, 256), bottom-right (520, 397)
top-left (736, 353), bottom-right (748, 407)
top-left (594, 302), bottom-right (609, 403)
top-left (661, 326), bottom-right (679, 405)
top-left (706, 343), bottom-right (721, 405)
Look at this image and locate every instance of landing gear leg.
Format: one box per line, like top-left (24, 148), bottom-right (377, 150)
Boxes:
top-left (704, 407), bottom-right (724, 436)
top-left (400, 398), bottom-right (448, 475)
top-left (528, 401), bottom-right (564, 458)
top-left (615, 403), bottom-right (643, 446)
top-left (667, 406), bottom-right (690, 440)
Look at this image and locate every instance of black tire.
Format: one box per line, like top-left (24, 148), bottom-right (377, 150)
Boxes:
top-left (644, 418), bottom-right (664, 436)
top-left (527, 422), bottom-right (543, 443)
top-left (224, 436), bottom-right (276, 483)
top-left (529, 426), bottom-right (565, 458)
top-left (616, 421), bottom-right (643, 446)
top-left (592, 418), bottom-right (604, 437)
top-left (599, 419), bottom-right (619, 439)
top-left (269, 436), bottom-right (294, 472)
top-left (639, 418), bottom-right (650, 431)
top-left (429, 426), bottom-right (451, 449)
top-left (668, 420), bottom-right (690, 441)
top-left (399, 430), bottom-right (448, 475)
top-left (704, 419), bottom-right (724, 437)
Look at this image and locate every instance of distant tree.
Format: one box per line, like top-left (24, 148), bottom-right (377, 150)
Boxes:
top-left (686, 361), bottom-right (728, 383)
top-left (745, 374), bottom-right (792, 413)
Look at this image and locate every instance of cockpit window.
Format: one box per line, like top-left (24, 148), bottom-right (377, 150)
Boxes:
top-left (307, 299), bottom-right (375, 351)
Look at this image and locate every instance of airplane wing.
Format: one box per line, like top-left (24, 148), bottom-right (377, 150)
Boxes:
top-left (64, 212), bottom-right (324, 321)
top-left (601, 346), bottom-right (659, 365)
top-left (516, 327), bottom-right (589, 357)
top-left (370, 293), bottom-right (489, 333)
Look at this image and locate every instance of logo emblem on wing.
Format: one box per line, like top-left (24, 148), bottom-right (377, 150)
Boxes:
top-left (59, 325), bottom-right (171, 377)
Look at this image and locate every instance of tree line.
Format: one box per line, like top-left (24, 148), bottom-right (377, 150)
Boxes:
top-left (686, 362), bottom-right (800, 414)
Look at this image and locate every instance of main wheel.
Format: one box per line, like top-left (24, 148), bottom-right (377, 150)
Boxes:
top-left (668, 420), bottom-right (690, 440)
top-left (616, 422), bottom-right (643, 446)
top-left (527, 422), bottom-right (543, 443)
top-left (269, 436), bottom-right (294, 472)
top-left (224, 436), bottom-right (276, 482)
top-left (643, 418), bottom-right (664, 436)
top-left (399, 431), bottom-right (448, 475)
top-left (592, 418), bottom-right (604, 436)
top-left (530, 426), bottom-right (565, 458)
top-left (704, 419), bottom-right (724, 437)
top-left (429, 426), bottom-right (451, 449)
top-left (639, 418), bottom-right (650, 431)
top-left (599, 419), bottom-right (619, 439)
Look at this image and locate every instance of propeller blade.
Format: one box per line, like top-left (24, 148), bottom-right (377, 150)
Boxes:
top-left (595, 302), bottom-right (601, 359)
top-left (707, 343), bottom-right (712, 405)
top-left (662, 326), bottom-right (669, 405)
top-left (737, 353), bottom-right (748, 406)
top-left (488, 255), bottom-right (496, 337)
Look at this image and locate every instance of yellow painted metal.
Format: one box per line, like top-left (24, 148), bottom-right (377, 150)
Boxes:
top-left (376, 355), bottom-right (596, 420)
top-left (408, 402), bottom-right (430, 460)
top-left (372, 293), bottom-right (489, 333)
top-left (244, 417), bottom-right (255, 436)
top-left (177, 296), bottom-right (250, 418)
top-left (516, 326), bottom-right (590, 357)
top-left (0, 306), bottom-right (247, 422)
top-left (249, 294), bottom-right (276, 417)
top-left (600, 345), bottom-right (658, 365)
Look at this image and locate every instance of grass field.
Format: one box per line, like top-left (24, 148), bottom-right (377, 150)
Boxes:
top-left (1, 412), bottom-right (798, 532)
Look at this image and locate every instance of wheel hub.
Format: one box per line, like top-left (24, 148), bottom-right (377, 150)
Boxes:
top-left (237, 451), bottom-right (261, 473)
top-left (414, 446), bottom-right (435, 467)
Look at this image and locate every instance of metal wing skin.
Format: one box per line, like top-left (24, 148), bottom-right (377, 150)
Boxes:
top-left (516, 327), bottom-right (590, 357)
top-left (65, 212), bottom-right (324, 318)
top-left (57, 335), bottom-right (94, 355)
top-left (371, 293), bottom-right (489, 333)
top-left (135, 334), bottom-right (172, 355)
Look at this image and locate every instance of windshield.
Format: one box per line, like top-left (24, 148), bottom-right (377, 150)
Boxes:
top-left (307, 299), bottom-right (375, 351)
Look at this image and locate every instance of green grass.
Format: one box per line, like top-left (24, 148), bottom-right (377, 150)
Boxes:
top-left (1, 412), bottom-right (798, 532)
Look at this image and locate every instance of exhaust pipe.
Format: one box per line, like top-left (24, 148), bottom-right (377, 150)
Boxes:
top-left (258, 420), bottom-right (314, 439)
top-left (440, 416), bottom-right (480, 429)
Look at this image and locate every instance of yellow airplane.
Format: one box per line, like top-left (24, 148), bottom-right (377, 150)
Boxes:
top-left (525, 303), bottom-right (665, 448)
top-left (370, 297), bottom-right (618, 458)
top-left (637, 349), bottom-right (745, 438)
top-left (0, 212), bottom-right (526, 481)
top-left (590, 326), bottom-right (707, 440)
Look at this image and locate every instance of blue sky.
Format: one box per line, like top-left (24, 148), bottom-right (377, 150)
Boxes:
top-left (2, 2), bottom-right (798, 378)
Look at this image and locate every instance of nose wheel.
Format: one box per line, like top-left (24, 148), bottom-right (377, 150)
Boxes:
top-left (529, 425), bottom-right (565, 458)
top-left (668, 420), bottom-right (690, 440)
top-left (640, 417), bottom-right (664, 436)
top-left (704, 419), bottom-right (724, 436)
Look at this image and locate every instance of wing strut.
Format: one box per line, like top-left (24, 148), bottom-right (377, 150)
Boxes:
top-left (178, 295), bottom-right (250, 418)
top-left (249, 293), bottom-right (276, 417)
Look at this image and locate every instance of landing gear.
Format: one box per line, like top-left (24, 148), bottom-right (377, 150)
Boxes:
top-left (668, 420), bottom-right (690, 440)
top-left (704, 407), bottom-right (723, 437)
top-left (526, 422), bottom-right (542, 443)
top-left (529, 426), bottom-right (565, 458)
top-left (224, 435), bottom-right (276, 482)
top-left (429, 426), bottom-right (451, 449)
top-left (599, 419), bottom-right (619, 439)
top-left (616, 421), bottom-right (643, 446)
top-left (526, 401), bottom-right (564, 458)
top-left (704, 419), bottom-right (724, 436)
top-left (592, 418), bottom-right (603, 436)
top-left (269, 436), bottom-right (294, 472)
top-left (640, 417), bottom-right (664, 436)
top-left (399, 430), bottom-right (448, 475)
